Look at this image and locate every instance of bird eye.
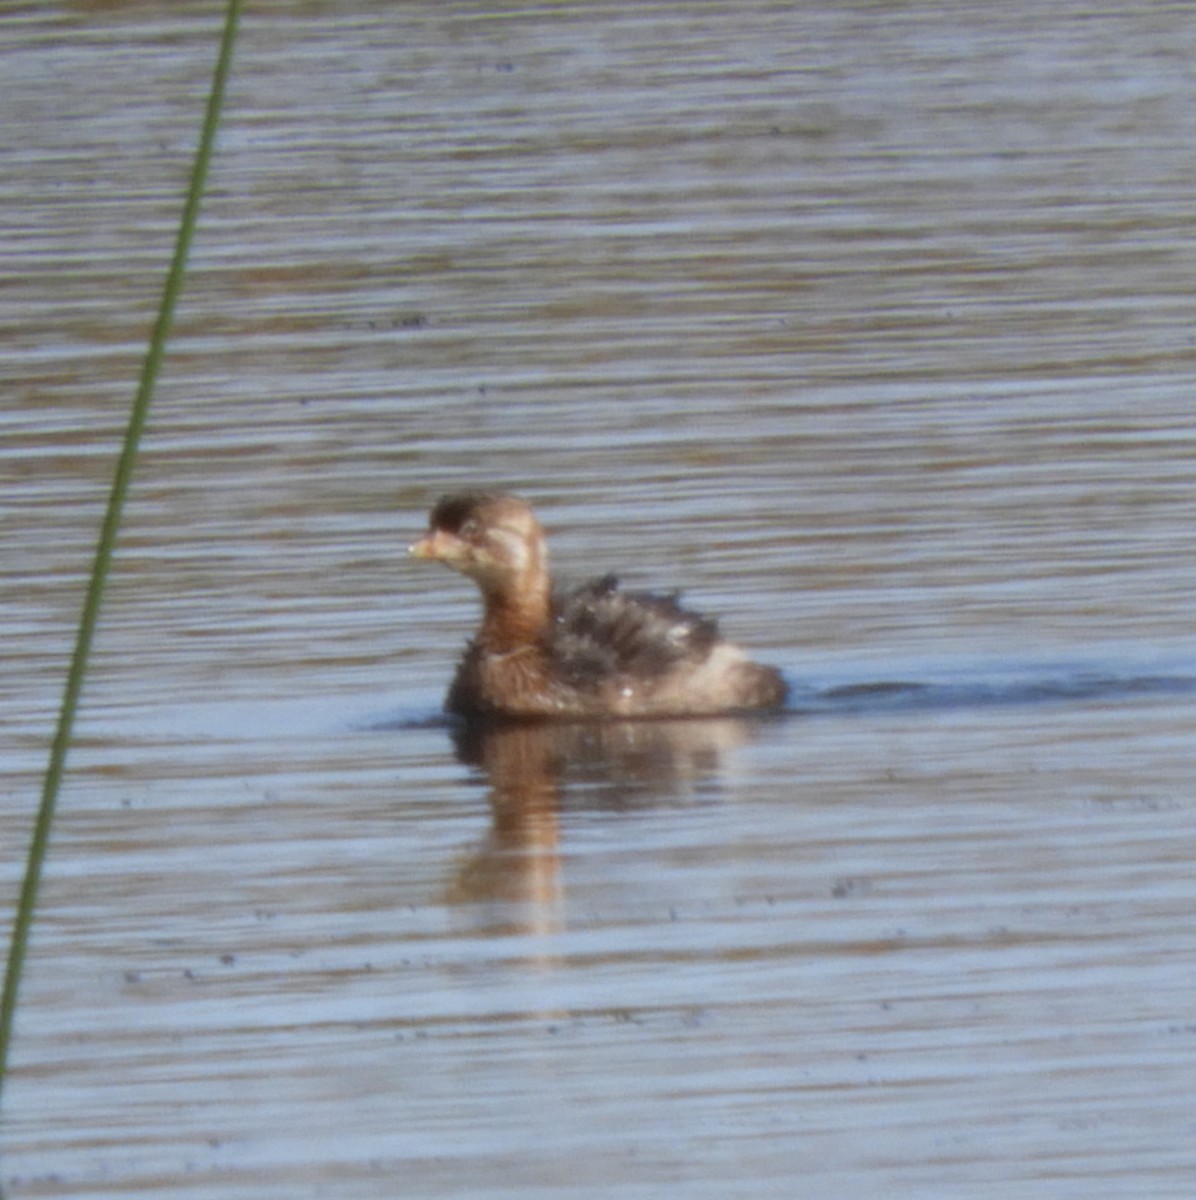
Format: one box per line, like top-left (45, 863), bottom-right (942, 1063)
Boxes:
top-left (459, 518), bottom-right (479, 539)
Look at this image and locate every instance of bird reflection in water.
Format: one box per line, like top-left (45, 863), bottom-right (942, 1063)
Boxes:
top-left (443, 716), bottom-right (773, 935)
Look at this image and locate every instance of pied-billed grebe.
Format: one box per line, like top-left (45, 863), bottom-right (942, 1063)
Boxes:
top-left (411, 491), bottom-right (787, 719)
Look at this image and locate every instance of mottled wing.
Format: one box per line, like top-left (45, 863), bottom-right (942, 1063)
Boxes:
top-left (550, 574), bottom-right (720, 690)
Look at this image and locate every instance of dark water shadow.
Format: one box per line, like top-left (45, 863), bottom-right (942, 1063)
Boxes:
top-left (379, 663), bottom-right (1196, 733)
top-left (786, 668), bottom-right (1196, 719)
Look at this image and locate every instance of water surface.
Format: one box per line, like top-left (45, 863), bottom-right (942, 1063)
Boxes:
top-left (3, 2), bottom-right (1196, 1197)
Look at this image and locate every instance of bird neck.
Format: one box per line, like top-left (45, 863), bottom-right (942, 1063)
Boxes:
top-left (476, 575), bottom-right (552, 654)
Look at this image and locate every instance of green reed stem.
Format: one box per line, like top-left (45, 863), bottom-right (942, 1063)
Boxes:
top-left (0, 0), bottom-right (243, 1109)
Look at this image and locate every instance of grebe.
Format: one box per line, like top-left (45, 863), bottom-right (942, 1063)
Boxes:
top-left (411, 492), bottom-right (787, 719)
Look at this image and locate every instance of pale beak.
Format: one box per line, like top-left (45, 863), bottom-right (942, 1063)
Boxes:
top-left (409, 529), bottom-right (458, 560)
